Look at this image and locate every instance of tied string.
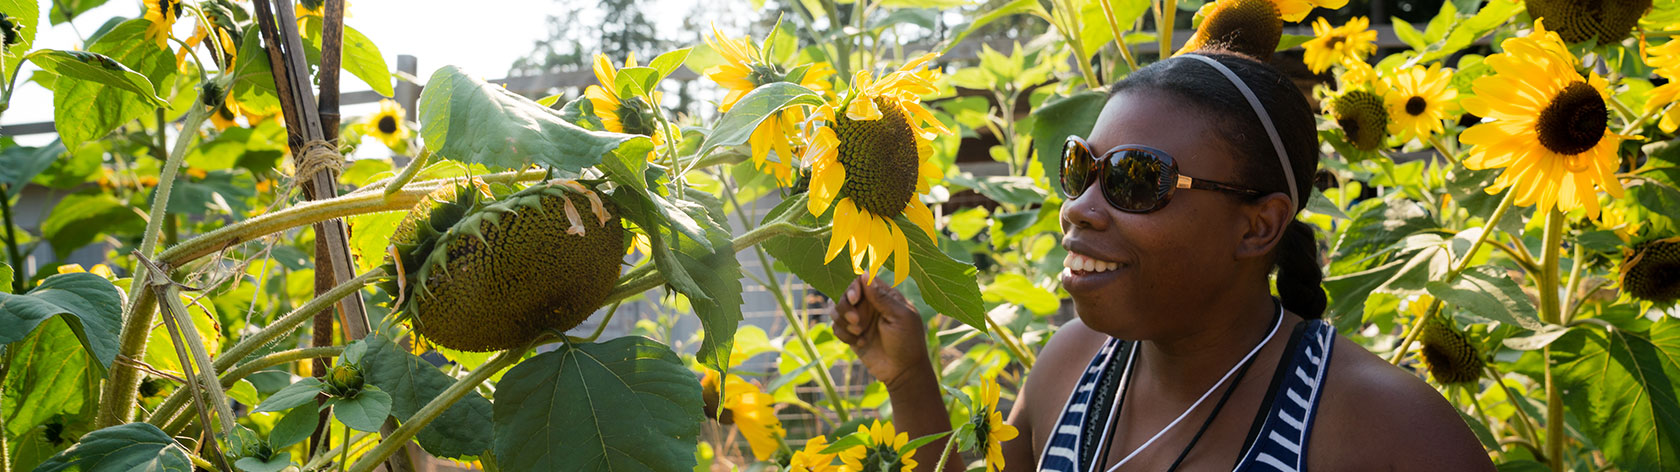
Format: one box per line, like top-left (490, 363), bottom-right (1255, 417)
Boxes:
top-left (288, 139), bottom-right (347, 196)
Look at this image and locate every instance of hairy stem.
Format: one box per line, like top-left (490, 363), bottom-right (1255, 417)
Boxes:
top-left (1389, 188), bottom-right (1518, 364)
top-left (345, 348), bottom-right (525, 472)
top-left (0, 184), bottom-right (24, 294)
top-left (383, 149), bottom-right (431, 197)
top-left (1539, 209), bottom-right (1565, 472)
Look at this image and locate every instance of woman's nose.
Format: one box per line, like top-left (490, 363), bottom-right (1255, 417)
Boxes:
top-left (1060, 180), bottom-right (1111, 232)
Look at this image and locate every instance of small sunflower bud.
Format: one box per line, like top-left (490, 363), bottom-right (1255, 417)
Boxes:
top-left (200, 81), bottom-right (225, 110)
top-left (324, 364), bottom-right (365, 398)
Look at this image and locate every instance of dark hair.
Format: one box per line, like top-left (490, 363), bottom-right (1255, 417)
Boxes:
top-left (1107, 49), bottom-right (1327, 319)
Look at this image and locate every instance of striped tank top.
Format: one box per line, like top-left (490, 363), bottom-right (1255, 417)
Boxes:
top-left (1037, 319), bottom-right (1336, 472)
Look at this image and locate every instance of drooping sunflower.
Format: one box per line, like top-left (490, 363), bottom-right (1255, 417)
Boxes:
top-left (805, 53), bottom-right (949, 286)
top-left (1526, 0), bottom-right (1652, 44)
top-left (1328, 89), bottom-right (1389, 152)
top-left (361, 99), bottom-right (410, 149)
top-left (970, 377), bottom-right (1019, 472)
top-left (1381, 64), bottom-right (1459, 144)
top-left (718, 373), bottom-right (785, 461)
top-left (1643, 37), bottom-right (1680, 132)
top-left (788, 436), bottom-right (842, 472)
top-left (1620, 236), bottom-right (1680, 304)
top-left (143, 0), bottom-right (181, 49)
top-left (1418, 314), bottom-right (1483, 385)
top-left (585, 53), bottom-right (673, 162)
top-left (1459, 20), bottom-right (1626, 219)
top-left (1270, 0), bottom-right (1348, 22)
top-left (838, 420), bottom-right (918, 472)
top-left (704, 27), bottom-right (835, 186)
top-left (1179, 0), bottom-right (1284, 61)
top-left (1300, 16), bottom-right (1377, 74)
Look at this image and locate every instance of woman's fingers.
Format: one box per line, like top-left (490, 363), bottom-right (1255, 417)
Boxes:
top-left (834, 277), bottom-right (878, 345)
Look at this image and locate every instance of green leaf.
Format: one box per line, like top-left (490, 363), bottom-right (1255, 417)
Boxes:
top-left (1275, 34), bottom-right (1312, 51)
top-left (1418, 0), bottom-right (1521, 63)
top-left (983, 273), bottom-right (1058, 315)
top-left (894, 214), bottom-right (986, 331)
top-left (0, 272), bottom-right (124, 376)
top-left (268, 404), bottom-right (318, 450)
top-left (698, 82), bottom-right (822, 159)
top-left (301, 18), bottom-right (393, 97)
top-left (491, 336), bottom-right (702, 471)
top-left (760, 198), bottom-right (860, 300)
top-left (1, 0), bottom-right (38, 86)
top-left (419, 65), bottom-right (640, 174)
top-left (943, 0), bottom-right (1045, 54)
top-left (41, 193), bottom-right (147, 260)
top-left (2, 318), bottom-right (95, 437)
top-left (231, 25), bottom-right (281, 114)
top-left (1323, 258), bottom-right (1406, 332)
top-left (1426, 266), bottom-right (1543, 330)
top-left (648, 48), bottom-right (692, 85)
top-left (35, 423), bottom-right (193, 472)
top-left (1392, 18), bottom-right (1427, 50)
top-left (944, 174), bottom-right (1047, 207)
top-left (46, 0), bottom-right (108, 24)
top-left (359, 334), bottom-right (493, 458)
top-left (0, 139), bottom-right (66, 198)
top-left (1328, 198), bottom-right (1436, 274)
top-left (1628, 179), bottom-right (1680, 235)
top-left (1550, 320), bottom-right (1680, 471)
top-left (253, 377), bottom-right (325, 414)
top-left (1031, 91), bottom-right (1108, 194)
top-left (672, 197), bottom-right (744, 373)
top-left (330, 387), bottom-right (392, 432)
top-left (33, 19), bottom-right (173, 150)
top-left (1074, 0), bottom-right (1151, 60)
top-left (234, 453), bottom-right (293, 472)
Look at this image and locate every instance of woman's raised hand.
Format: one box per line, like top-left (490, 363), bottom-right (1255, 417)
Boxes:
top-left (833, 275), bottom-right (934, 390)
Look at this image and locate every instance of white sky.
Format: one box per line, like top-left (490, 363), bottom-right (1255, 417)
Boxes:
top-left (5, 0), bottom-right (713, 144)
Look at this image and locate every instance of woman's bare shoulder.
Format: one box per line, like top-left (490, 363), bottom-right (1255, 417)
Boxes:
top-left (1307, 335), bottom-right (1496, 471)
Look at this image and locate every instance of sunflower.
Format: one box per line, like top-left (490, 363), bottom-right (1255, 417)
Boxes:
top-left (1178, 0), bottom-right (1283, 61)
top-left (789, 436), bottom-right (842, 472)
top-left (838, 420), bottom-right (918, 472)
top-left (1418, 315), bottom-right (1483, 385)
top-left (176, 23), bottom-right (237, 72)
top-left (1270, 0), bottom-right (1348, 22)
top-left (805, 53), bottom-right (949, 286)
top-left (1300, 16), bottom-right (1377, 74)
top-left (1381, 64), bottom-right (1459, 144)
top-left (970, 377), bottom-right (1018, 472)
top-left (1526, 0), bottom-right (1651, 44)
top-left (1620, 236), bottom-right (1680, 304)
top-left (143, 0), bottom-right (180, 49)
top-left (717, 372), bottom-right (785, 461)
top-left (1328, 89), bottom-right (1389, 152)
top-left (1459, 20), bottom-right (1626, 219)
top-left (57, 264), bottom-right (116, 279)
top-left (704, 27), bottom-right (835, 186)
top-left (360, 99), bottom-right (410, 150)
top-left (585, 53), bottom-right (673, 162)
top-left (1643, 37), bottom-right (1680, 132)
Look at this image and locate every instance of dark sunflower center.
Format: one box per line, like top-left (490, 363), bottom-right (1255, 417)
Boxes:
top-left (860, 445), bottom-right (906, 472)
top-left (377, 115), bottom-right (398, 134)
top-left (1624, 239), bottom-right (1680, 303)
top-left (1405, 96), bottom-right (1427, 116)
top-left (835, 97), bottom-right (921, 217)
top-left (1326, 36), bottom-right (1346, 49)
top-left (1192, 0), bottom-right (1282, 60)
top-left (1332, 90), bottom-right (1389, 151)
top-left (1535, 82), bottom-right (1607, 156)
top-left (616, 96), bottom-right (658, 136)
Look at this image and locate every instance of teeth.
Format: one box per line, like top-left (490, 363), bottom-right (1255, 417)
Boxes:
top-left (1064, 252), bottom-right (1120, 273)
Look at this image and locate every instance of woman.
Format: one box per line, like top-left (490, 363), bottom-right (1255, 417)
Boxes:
top-left (832, 50), bottom-right (1494, 471)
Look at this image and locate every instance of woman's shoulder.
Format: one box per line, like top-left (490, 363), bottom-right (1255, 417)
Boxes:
top-left (1307, 331), bottom-right (1495, 471)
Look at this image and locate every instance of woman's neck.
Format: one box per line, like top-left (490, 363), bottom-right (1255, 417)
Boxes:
top-left (1134, 289), bottom-right (1286, 401)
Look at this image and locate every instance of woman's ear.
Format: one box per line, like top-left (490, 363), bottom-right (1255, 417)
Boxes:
top-left (1236, 193), bottom-right (1294, 259)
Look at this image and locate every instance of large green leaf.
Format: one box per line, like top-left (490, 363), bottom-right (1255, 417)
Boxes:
top-left (2, 318), bottom-right (95, 437)
top-left (0, 0), bottom-right (38, 87)
top-left (45, 0), bottom-right (106, 24)
top-left (1551, 320), bottom-right (1680, 471)
top-left (328, 387), bottom-right (392, 432)
top-left (1074, 0), bottom-right (1151, 60)
top-left (34, 19), bottom-right (173, 150)
top-left (491, 336), bottom-right (702, 471)
top-left (672, 195), bottom-right (744, 374)
top-left (40, 192), bottom-right (146, 260)
top-left (696, 82), bottom-right (823, 159)
top-left (301, 18), bottom-right (392, 96)
top-left (942, 0), bottom-right (1043, 54)
top-left (359, 334), bottom-right (493, 458)
top-left (0, 273), bottom-right (123, 376)
top-left (760, 197), bottom-right (857, 299)
top-left (894, 214), bottom-right (986, 331)
top-left (1031, 91), bottom-right (1107, 193)
top-left (1425, 265), bottom-right (1543, 330)
top-left (231, 24), bottom-right (281, 114)
top-left (0, 139), bottom-right (65, 198)
top-left (34, 423), bottom-right (193, 472)
top-left (418, 65), bottom-right (640, 174)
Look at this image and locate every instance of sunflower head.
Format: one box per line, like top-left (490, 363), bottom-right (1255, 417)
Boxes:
top-left (144, 0), bottom-right (182, 49)
top-left (839, 420), bottom-right (916, 472)
top-left (788, 437), bottom-right (842, 472)
top-left (361, 99), bottom-right (410, 150)
top-left (1272, 0), bottom-right (1349, 22)
top-left (1301, 16), bottom-right (1378, 74)
top-left (718, 373), bottom-right (784, 461)
top-left (1526, 0), bottom-right (1652, 44)
top-left (703, 27), bottom-right (835, 186)
top-left (1381, 64), bottom-right (1459, 143)
top-left (1459, 19), bottom-right (1625, 219)
top-left (1419, 316), bottom-right (1484, 385)
top-left (1178, 0), bottom-right (1283, 61)
top-left (969, 377), bottom-right (1019, 472)
top-left (1329, 89), bottom-right (1389, 151)
top-left (0, 12), bottom-right (21, 49)
top-left (585, 53), bottom-right (675, 160)
top-left (1621, 236), bottom-right (1680, 304)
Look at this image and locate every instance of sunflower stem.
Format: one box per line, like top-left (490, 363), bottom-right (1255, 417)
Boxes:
top-left (346, 347), bottom-right (526, 472)
top-left (1096, 0), bottom-right (1140, 71)
top-left (1538, 209), bottom-right (1566, 472)
top-left (1560, 243), bottom-right (1585, 326)
top-left (1427, 135), bottom-right (1461, 168)
top-left (1053, 0), bottom-right (1103, 88)
top-left (1462, 386), bottom-right (1507, 461)
top-left (1389, 188), bottom-right (1519, 365)
top-left (985, 313), bottom-right (1035, 370)
top-left (1157, 0), bottom-right (1176, 62)
top-left (931, 425), bottom-right (963, 472)
top-left (383, 148), bottom-right (431, 197)
top-left (1486, 363), bottom-right (1544, 454)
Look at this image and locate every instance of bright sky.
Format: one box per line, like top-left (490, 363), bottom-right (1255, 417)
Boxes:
top-left (5, 0), bottom-right (713, 145)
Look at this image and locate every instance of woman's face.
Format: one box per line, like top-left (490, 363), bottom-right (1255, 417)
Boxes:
top-left (1059, 91), bottom-right (1257, 340)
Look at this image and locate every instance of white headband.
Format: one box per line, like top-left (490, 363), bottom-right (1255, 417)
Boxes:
top-left (1176, 53), bottom-right (1299, 210)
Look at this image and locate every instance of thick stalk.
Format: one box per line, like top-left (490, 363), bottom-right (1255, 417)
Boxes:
top-left (1157, 0), bottom-right (1176, 61)
top-left (985, 316), bottom-right (1035, 369)
top-left (0, 185), bottom-right (24, 294)
top-left (1560, 243), bottom-right (1585, 326)
top-left (1389, 189), bottom-right (1518, 364)
top-left (345, 348), bottom-right (525, 472)
top-left (158, 346), bottom-right (345, 434)
top-left (1538, 209), bottom-right (1565, 472)
top-left (930, 427), bottom-right (962, 472)
top-left (100, 106), bottom-right (209, 428)
top-left (1095, 0), bottom-right (1140, 70)
top-left (1052, 0), bottom-right (1102, 87)
top-left (382, 149), bottom-right (431, 197)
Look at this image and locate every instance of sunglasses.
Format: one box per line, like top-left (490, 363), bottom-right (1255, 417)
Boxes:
top-left (1060, 136), bottom-right (1268, 213)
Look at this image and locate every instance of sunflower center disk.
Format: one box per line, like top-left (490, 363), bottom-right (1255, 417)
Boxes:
top-left (1536, 82), bottom-right (1608, 156)
top-left (377, 115), bottom-right (398, 134)
top-left (1405, 96), bottom-right (1427, 116)
top-left (1185, 0), bottom-right (1282, 60)
top-left (617, 96), bottom-right (659, 136)
top-left (835, 97), bottom-right (922, 217)
top-left (1624, 239), bottom-right (1680, 303)
top-left (1332, 90), bottom-right (1388, 151)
